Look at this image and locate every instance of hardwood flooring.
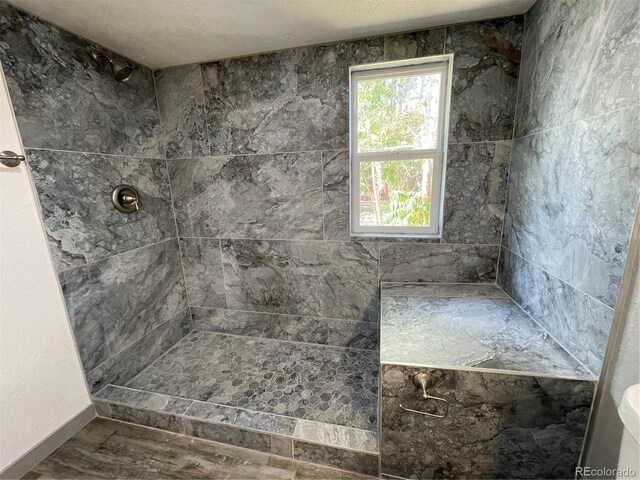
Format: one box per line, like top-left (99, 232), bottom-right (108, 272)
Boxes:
top-left (24, 418), bottom-right (375, 479)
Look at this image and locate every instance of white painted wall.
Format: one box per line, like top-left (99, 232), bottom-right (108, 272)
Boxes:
top-left (582, 208), bottom-right (640, 476)
top-left (0, 65), bottom-right (91, 472)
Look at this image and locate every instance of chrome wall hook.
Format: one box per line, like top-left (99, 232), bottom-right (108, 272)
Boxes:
top-left (399, 372), bottom-right (450, 418)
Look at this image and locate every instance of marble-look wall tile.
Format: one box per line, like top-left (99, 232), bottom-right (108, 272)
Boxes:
top-left (60, 239), bottom-right (187, 372)
top-left (445, 17), bottom-right (523, 142)
top-left (155, 65), bottom-right (210, 159)
top-left (503, 107), bottom-right (639, 307)
top-left (221, 240), bottom-right (379, 322)
top-left (327, 320), bottom-right (380, 351)
top-left (87, 308), bottom-right (190, 393)
top-left (322, 150), bottom-right (350, 240)
top-left (180, 238), bottom-right (226, 308)
top-left (516, 0), bottom-right (640, 137)
top-left (293, 441), bottom-right (378, 476)
top-left (379, 243), bottom-right (499, 283)
top-left (0, 3), bottom-right (162, 156)
top-left (26, 149), bottom-right (175, 271)
top-left (169, 153), bottom-right (323, 239)
top-left (381, 365), bottom-right (594, 479)
top-left (383, 28), bottom-right (446, 61)
top-left (442, 141), bottom-right (511, 244)
top-left (191, 308), bottom-right (379, 350)
top-left (191, 308), bottom-right (328, 345)
top-left (202, 38), bottom-right (384, 155)
top-left (498, 248), bottom-right (614, 374)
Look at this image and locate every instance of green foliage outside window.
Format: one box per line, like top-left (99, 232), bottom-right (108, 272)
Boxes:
top-left (357, 73), bottom-right (440, 227)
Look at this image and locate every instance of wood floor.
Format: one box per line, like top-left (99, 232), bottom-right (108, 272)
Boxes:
top-left (24, 418), bottom-right (375, 479)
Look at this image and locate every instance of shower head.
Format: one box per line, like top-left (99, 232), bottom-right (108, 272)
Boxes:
top-left (89, 48), bottom-right (133, 83)
top-left (109, 58), bottom-right (133, 82)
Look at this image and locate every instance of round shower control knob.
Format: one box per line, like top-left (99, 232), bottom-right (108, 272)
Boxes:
top-left (111, 184), bottom-right (140, 214)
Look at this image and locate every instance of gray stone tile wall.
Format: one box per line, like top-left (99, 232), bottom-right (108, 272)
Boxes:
top-left (0, 2), bottom-right (188, 389)
top-left (498, 0), bottom-right (639, 375)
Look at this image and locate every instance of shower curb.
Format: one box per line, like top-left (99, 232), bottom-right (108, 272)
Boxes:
top-left (93, 385), bottom-right (379, 475)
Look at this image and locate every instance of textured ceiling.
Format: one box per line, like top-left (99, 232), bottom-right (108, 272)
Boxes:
top-left (7, 0), bottom-right (535, 68)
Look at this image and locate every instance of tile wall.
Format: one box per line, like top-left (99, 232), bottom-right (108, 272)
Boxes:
top-left (156, 16), bottom-right (524, 349)
top-left (0, 2), bottom-right (188, 392)
top-left (498, 0), bottom-right (640, 374)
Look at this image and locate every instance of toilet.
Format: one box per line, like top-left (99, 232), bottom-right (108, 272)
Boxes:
top-left (618, 384), bottom-right (640, 478)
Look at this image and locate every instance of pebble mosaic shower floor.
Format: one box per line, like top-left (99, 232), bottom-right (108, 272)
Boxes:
top-left (127, 331), bottom-right (379, 431)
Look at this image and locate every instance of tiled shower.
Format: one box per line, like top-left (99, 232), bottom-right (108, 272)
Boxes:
top-left (1, 0), bottom-right (638, 478)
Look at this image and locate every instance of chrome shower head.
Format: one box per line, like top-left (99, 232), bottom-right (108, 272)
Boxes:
top-left (109, 58), bottom-right (133, 82)
top-left (90, 48), bottom-right (133, 83)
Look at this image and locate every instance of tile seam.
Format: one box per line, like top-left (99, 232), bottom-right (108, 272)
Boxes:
top-left (512, 103), bottom-right (640, 141)
top-left (191, 305), bottom-right (379, 325)
top-left (188, 328), bottom-right (379, 353)
top-left (57, 237), bottom-right (177, 275)
top-left (501, 246), bottom-right (616, 311)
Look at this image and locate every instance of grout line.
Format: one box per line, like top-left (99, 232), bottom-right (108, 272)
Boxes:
top-left (24, 146), bottom-right (166, 161)
top-left (165, 148), bottom-right (349, 161)
top-left (58, 237), bottom-right (177, 275)
top-left (218, 238), bottom-right (230, 310)
top-left (501, 246), bottom-right (615, 311)
top-left (153, 71), bottom-right (194, 327)
top-left (512, 103), bottom-right (640, 141)
top-left (382, 357), bottom-right (594, 382)
top-left (151, 71), bottom-right (168, 161)
top-left (197, 64), bottom-right (213, 158)
top-left (442, 26), bottom-right (447, 55)
top-left (447, 139), bottom-right (514, 146)
top-left (495, 142), bottom-right (514, 284)
top-left (179, 235), bottom-right (501, 247)
top-left (181, 401), bottom-right (196, 417)
top-left (189, 328), bottom-right (379, 353)
top-left (190, 305), bottom-right (379, 325)
top-left (496, 12), bottom-right (526, 284)
top-left (493, 283), bottom-right (596, 378)
top-left (320, 151), bottom-right (327, 240)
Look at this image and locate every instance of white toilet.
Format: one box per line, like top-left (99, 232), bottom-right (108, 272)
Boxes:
top-left (617, 384), bottom-right (640, 478)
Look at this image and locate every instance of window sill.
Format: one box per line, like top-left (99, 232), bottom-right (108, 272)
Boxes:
top-left (350, 232), bottom-right (442, 240)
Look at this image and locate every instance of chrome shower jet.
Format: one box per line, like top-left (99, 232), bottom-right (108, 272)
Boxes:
top-left (89, 48), bottom-right (133, 82)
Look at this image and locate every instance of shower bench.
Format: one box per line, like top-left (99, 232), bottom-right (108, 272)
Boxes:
top-left (379, 282), bottom-right (596, 480)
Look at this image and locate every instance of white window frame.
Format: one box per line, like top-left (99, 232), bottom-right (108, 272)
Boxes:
top-left (349, 54), bottom-right (453, 237)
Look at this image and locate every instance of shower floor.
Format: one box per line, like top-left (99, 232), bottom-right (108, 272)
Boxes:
top-left (125, 330), bottom-right (379, 432)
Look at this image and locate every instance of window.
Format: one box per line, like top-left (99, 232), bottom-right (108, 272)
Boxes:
top-left (349, 55), bottom-right (453, 236)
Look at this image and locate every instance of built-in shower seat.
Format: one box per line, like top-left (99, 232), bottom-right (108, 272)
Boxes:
top-left (379, 282), bottom-right (597, 479)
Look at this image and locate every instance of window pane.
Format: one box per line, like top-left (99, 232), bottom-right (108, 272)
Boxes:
top-left (359, 159), bottom-right (434, 227)
top-left (357, 72), bottom-right (441, 153)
